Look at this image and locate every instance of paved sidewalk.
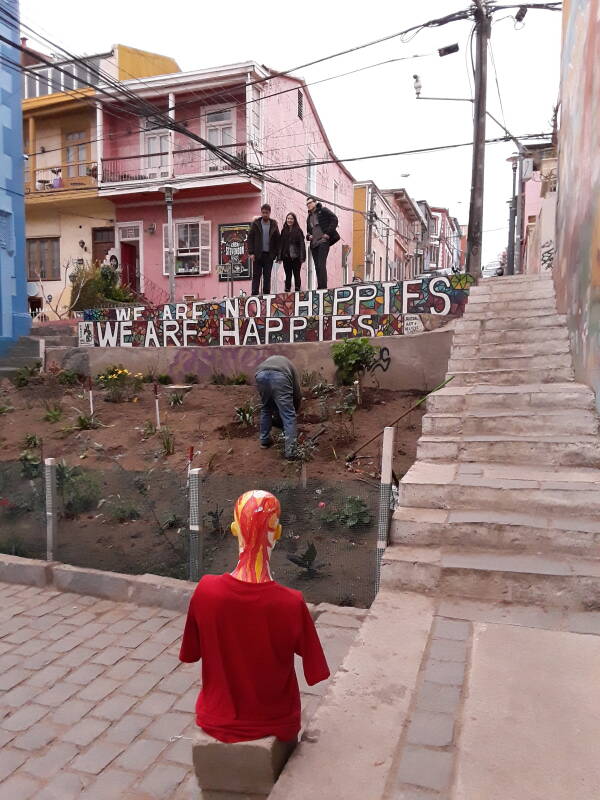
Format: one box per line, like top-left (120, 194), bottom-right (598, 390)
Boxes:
top-left (0, 581), bottom-right (361, 799)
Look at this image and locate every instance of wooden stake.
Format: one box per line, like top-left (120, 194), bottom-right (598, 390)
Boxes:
top-left (154, 383), bottom-right (161, 428)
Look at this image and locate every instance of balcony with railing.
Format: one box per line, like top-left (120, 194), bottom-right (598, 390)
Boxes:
top-left (24, 162), bottom-right (98, 195)
top-left (100, 142), bottom-right (253, 187)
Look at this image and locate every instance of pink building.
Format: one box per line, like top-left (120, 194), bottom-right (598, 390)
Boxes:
top-left (97, 62), bottom-right (354, 303)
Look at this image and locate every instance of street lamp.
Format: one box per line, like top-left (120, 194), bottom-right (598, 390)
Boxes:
top-left (159, 184), bottom-right (178, 304)
top-left (505, 154), bottom-right (519, 275)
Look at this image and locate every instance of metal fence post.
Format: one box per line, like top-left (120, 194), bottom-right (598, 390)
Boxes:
top-left (375, 427), bottom-right (395, 595)
top-left (44, 457), bottom-right (57, 562)
top-left (188, 468), bottom-right (202, 582)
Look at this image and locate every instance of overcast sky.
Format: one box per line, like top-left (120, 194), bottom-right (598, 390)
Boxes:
top-left (20, 0), bottom-right (562, 264)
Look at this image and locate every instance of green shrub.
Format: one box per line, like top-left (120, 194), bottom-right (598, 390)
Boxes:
top-left (20, 450), bottom-right (41, 480)
top-left (75, 414), bottom-right (100, 430)
top-left (321, 496), bottom-right (372, 529)
top-left (157, 374), bottom-right (173, 385)
top-left (57, 369), bottom-right (80, 386)
top-left (108, 501), bottom-right (140, 523)
top-left (96, 365), bottom-right (143, 402)
top-left (235, 401), bottom-right (256, 427)
top-left (158, 426), bottom-right (175, 456)
top-left (211, 372), bottom-right (248, 386)
top-left (62, 473), bottom-right (101, 518)
top-left (331, 338), bottom-right (376, 385)
top-left (43, 403), bottom-right (63, 423)
top-left (183, 373), bottom-right (199, 384)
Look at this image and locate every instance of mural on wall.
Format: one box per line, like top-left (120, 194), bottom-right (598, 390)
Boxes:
top-left (556, 0), bottom-right (600, 409)
top-left (80, 274), bottom-right (474, 348)
top-left (218, 223), bottom-right (251, 282)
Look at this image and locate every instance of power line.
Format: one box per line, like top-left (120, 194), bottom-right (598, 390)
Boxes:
top-left (488, 39), bottom-right (507, 127)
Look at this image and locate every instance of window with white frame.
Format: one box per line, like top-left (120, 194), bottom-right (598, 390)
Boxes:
top-left (307, 148), bottom-right (317, 195)
top-left (205, 108), bottom-right (235, 171)
top-left (143, 118), bottom-right (170, 178)
top-left (163, 220), bottom-right (211, 276)
top-left (250, 88), bottom-right (261, 149)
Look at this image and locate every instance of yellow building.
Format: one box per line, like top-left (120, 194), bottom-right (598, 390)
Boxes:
top-left (352, 181), bottom-right (398, 282)
top-left (23, 44), bottom-right (179, 319)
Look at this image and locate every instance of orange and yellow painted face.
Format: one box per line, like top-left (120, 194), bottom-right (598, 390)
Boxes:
top-left (230, 490), bottom-right (282, 583)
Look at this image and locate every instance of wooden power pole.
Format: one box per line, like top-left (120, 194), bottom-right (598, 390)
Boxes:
top-left (465, 1), bottom-right (491, 276)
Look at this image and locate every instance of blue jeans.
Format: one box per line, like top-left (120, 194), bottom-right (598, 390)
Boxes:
top-left (256, 369), bottom-right (297, 457)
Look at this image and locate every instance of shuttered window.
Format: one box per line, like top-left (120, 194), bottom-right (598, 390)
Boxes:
top-left (27, 238), bottom-right (60, 281)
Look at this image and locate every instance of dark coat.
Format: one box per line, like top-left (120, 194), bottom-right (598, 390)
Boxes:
top-left (306, 203), bottom-right (340, 246)
top-left (279, 224), bottom-right (306, 263)
top-left (248, 218), bottom-right (281, 259)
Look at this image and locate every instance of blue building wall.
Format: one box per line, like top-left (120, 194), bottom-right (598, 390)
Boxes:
top-left (0, 0), bottom-right (30, 355)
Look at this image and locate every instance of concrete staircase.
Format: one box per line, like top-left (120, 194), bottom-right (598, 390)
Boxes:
top-left (0, 336), bottom-right (42, 379)
top-left (386, 272), bottom-right (600, 609)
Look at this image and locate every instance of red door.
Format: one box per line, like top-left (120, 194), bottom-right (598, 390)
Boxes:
top-left (120, 242), bottom-right (138, 291)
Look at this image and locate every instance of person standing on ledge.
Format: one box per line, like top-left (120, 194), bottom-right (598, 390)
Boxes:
top-left (306, 196), bottom-right (340, 290)
top-left (255, 354), bottom-right (302, 460)
top-left (279, 212), bottom-right (306, 292)
top-left (248, 204), bottom-right (280, 296)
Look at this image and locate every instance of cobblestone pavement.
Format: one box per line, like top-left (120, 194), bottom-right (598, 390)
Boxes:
top-left (0, 582), bottom-right (362, 799)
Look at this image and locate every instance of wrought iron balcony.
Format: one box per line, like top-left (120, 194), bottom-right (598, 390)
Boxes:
top-left (24, 162), bottom-right (98, 194)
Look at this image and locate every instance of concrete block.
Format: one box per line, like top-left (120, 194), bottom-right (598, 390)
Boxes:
top-left (0, 555), bottom-right (50, 588)
top-left (131, 573), bottom-right (195, 612)
top-left (51, 564), bottom-right (135, 602)
top-left (192, 730), bottom-right (296, 795)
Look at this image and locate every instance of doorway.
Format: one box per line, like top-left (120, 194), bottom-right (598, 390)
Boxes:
top-left (92, 227), bottom-right (115, 265)
top-left (120, 241), bottom-right (139, 291)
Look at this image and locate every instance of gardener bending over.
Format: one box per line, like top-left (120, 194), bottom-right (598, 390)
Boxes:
top-left (255, 355), bottom-right (302, 460)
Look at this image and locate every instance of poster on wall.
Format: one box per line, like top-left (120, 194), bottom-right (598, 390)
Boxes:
top-left (218, 223), bottom-right (251, 282)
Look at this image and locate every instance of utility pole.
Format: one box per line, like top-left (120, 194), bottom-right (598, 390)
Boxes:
top-left (505, 156), bottom-right (518, 274)
top-left (465, 1), bottom-right (491, 276)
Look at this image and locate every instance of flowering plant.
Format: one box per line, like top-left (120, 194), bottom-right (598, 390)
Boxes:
top-left (96, 365), bottom-right (143, 403)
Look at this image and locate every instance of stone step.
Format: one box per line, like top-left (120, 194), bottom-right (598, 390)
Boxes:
top-left (448, 353), bottom-right (573, 374)
top-left (422, 409), bottom-right (598, 437)
top-left (390, 507), bottom-right (600, 555)
top-left (455, 314), bottom-right (567, 333)
top-left (463, 307), bottom-right (561, 322)
top-left (481, 274), bottom-right (553, 285)
top-left (426, 383), bottom-right (594, 414)
top-left (452, 327), bottom-right (569, 346)
top-left (398, 461), bottom-right (600, 517)
top-left (452, 339), bottom-right (571, 359)
top-left (381, 545), bottom-right (600, 608)
top-left (32, 335), bottom-right (77, 348)
top-left (466, 298), bottom-right (557, 314)
top-left (417, 434), bottom-right (600, 469)
top-left (449, 366), bottom-right (574, 386)
top-left (469, 284), bottom-right (556, 300)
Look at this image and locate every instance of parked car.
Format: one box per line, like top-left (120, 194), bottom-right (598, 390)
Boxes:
top-left (481, 262), bottom-right (504, 278)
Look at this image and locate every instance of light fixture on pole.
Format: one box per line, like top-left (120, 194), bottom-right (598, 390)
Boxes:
top-left (413, 75), bottom-right (422, 99)
top-left (159, 184), bottom-right (178, 304)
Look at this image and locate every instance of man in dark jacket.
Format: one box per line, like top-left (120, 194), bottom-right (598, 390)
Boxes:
top-left (255, 355), bottom-right (302, 460)
top-left (248, 204), bottom-right (281, 296)
top-left (306, 197), bottom-right (340, 290)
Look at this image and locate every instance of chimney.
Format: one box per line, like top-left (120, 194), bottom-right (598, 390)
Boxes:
top-left (20, 37), bottom-right (28, 67)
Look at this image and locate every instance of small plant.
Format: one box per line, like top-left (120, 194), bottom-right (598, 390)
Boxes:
top-left (23, 433), bottom-right (41, 449)
top-left (142, 372), bottom-right (156, 383)
top-left (287, 542), bottom-right (326, 578)
top-left (43, 402), bottom-right (63, 423)
top-left (310, 381), bottom-right (335, 399)
top-left (206, 504), bottom-right (224, 535)
top-left (157, 374), bottom-right (173, 385)
top-left (230, 372), bottom-right (248, 385)
top-left (162, 513), bottom-right (184, 530)
top-left (75, 414), bottom-right (100, 430)
top-left (158, 426), bottom-right (175, 456)
top-left (97, 365), bottom-right (143, 402)
top-left (142, 420), bottom-right (156, 439)
top-left (331, 338), bottom-right (376, 385)
top-left (211, 372), bottom-right (228, 385)
top-left (0, 496), bottom-right (33, 520)
top-left (183, 373), bottom-right (199, 384)
top-left (57, 369), bottom-right (79, 387)
top-left (321, 496), bottom-right (372, 529)
top-left (169, 391), bottom-right (185, 408)
top-left (19, 450), bottom-right (41, 480)
top-left (211, 372), bottom-right (248, 386)
top-left (56, 460), bottom-right (81, 491)
top-left (108, 500), bottom-right (141, 523)
top-left (235, 401), bottom-right (257, 427)
top-left (0, 405), bottom-right (14, 415)
top-left (62, 474), bottom-right (101, 518)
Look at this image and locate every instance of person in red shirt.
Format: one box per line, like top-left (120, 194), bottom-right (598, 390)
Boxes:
top-left (179, 489), bottom-right (330, 743)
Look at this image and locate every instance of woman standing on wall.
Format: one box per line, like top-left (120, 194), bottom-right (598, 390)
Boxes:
top-left (279, 213), bottom-right (306, 292)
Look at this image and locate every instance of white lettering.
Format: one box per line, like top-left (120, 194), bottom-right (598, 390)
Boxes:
top-left (382, 282), bottom-right (396, 314)
top-left (332, 315), bottom-right (353, 340)
top-left (191, 302), bottom-right (204, 320)
top-left (163, 320), bottom-right (181, 347)
top-left (429, 277), bottom-right (451, 315)
top-left (219, 318), bottom-right (240, 346)
top-left (144, 321), bottom-right (160, 347)
top-left (115, 307), bottom-right (132, 321)
top-left (243, 318), bottom-right (261, 346)
top-left (354, 284), bottom-right (376, 314)
top-left (294, 291), bottom-right (313, 317)
top-left (357, 315), bottom-right (375, 336)
top-left (290, 317), bottom-right (307, 342)
top-left (133, 306), bottom-right (145, 320)
top-left (224, 297), bottom-right (239, 319)
top-left (162, 305), bottom-right (174, 320)
top-left (315, 289), bottom-right (328, 317)
top-left (119, 320), bottom-right (133, 347)
top-left (263, 294), bottom-right (275, 317)
top-left (244, 296), bottom-right (261, 318)
top-left (183, 320), bottom-right (198, 346)
top-left (97, 322), bottom-right (119, 347)
top-left (333, 287), bottom-right (353, 316)
top-left (402, 280), bottom-right (421, 314)
top-left (175, 303), bottom-right (187, 320)
top-left (265, 317), bottom-right (283, 344)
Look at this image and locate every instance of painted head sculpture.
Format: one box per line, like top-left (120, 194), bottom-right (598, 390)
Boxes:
top-left (230, 490), bottom-right (282, 583)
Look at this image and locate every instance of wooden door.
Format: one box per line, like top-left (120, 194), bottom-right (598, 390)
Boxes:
top-left (92, 227), bottom-right (115, 265)
top-left (120, 242), bottom-right (138, 291)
